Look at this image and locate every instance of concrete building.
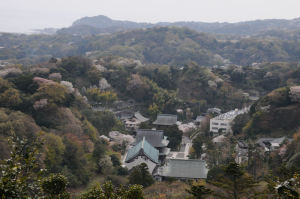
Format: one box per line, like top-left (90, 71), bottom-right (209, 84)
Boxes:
top-left (209, 108), bottom-right (249, 134)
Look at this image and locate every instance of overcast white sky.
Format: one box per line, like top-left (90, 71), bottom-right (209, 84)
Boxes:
top-left (1, 0), bottom-right (300, 33)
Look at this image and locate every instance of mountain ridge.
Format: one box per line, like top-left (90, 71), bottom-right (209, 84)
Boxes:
top-left (58, 15), bottom-right (300, 36)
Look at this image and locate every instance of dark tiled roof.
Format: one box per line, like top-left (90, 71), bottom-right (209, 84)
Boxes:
top-left (237, 141), bottom-right (248, 149)
top-left (135, 129), bottom-right (168, 148)
top-left (256, 137), bottom-right (286, 147)
top-left (153, 114), bottom-right (177, 126)
top-left (117, 111), bottom-right (134, 120)
top-left (157, 159), bottom-right (208, 179)
top-left (134, 112), bottom-right (149, 122)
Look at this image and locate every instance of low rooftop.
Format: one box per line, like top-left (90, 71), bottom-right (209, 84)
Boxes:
top-left (212, 107), bottom-right (249, 121)
top-left (237, 141), bottom-right (248, 149)
top-left (153, 114), bottom-right (177, 126)
top-left (118, 111), bottom-right (134, 120)
top-left (212, 135), bottom-right (226, 143)
top-left (135, 129), bottom-right (169, 148)
top-left (134, 112), bottom-right (149, 123)
top-left (157, 159), bottom-right (208, 179)
top-left (256, 137), bottom-right (287, 148)
top-left (207, 108), bottom-right (221, 114)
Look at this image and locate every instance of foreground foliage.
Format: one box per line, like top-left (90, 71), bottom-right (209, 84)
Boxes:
top-left (0, 134), bottom-right (70, 198)
top-left (79, 181), bottom-right (144, 199)
top-left (128, 163), bottom-right (154, 188)
top-left (185, 181), bottom-right (212, 199)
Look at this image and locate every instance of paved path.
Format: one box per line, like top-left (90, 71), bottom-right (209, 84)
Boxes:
top-left (168, 136), bottom-right (192, 159)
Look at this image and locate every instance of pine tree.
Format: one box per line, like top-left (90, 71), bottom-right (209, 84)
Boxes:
top-left (186, 181), bottom-right (212, 199)
top-left (80, 181), bottom-right (144, 199)
top-left (210, 162), bottom-right (256, 199)
top-left (128, 163), bottom-right (154, 187)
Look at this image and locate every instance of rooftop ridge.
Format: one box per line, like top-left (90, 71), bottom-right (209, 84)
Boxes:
top-left (142, 136), bottom-right (145, 149)
top-left (135, 129), bottom-right (167, 148)
top-left (158, 114), bottom-right (177, 117)
top-left (137, 129), bottom-right (164, 132)
top-left (125, 138), bottom-right (159, 163)
top-left (167, 158), bottom-right (207, 162)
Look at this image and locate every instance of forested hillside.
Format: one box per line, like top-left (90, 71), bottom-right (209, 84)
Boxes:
top-left (1, 26), bottom-right (300, 66)
top-left (2, 15), bottom-right (300, 198)
top-left (0, 57), bottom-right (128, 190)
top-left (59, 15), bottom-right (300, 36)
top-left (241, 87), bottom-right (300, 137)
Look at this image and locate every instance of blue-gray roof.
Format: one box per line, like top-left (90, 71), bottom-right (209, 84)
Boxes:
top-left (125, 137), bottom-right (159, 163)
top-left (153, 114), bottom-right (177, 126)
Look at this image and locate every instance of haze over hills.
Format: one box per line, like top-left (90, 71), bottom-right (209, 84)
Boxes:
top-left (2, 26), bottom-right (300, 66)
top-left (2, 15), bottom-right (300, 67)
top-left (57, 15), bottom-right (300, 36)
top-left (3, 9), bottom-right (300, 199)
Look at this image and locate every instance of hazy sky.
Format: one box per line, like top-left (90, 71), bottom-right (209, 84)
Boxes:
top-left (1, 0), bottom-right (300, 33)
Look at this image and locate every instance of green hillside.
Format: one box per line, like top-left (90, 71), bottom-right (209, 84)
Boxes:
top-left (1, 26), bottom-right (300, 66)
top-left (0, 57), bottom-right (125, 190)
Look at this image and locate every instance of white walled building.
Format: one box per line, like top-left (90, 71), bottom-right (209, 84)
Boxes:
top-left (210, 108), bottom-right (249, 134)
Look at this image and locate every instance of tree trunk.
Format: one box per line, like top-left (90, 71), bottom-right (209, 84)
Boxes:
top-left (233, 178), bottom-right (238, 199)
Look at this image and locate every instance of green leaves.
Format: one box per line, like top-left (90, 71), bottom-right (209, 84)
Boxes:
top-left (0, 86), bottom-right (22, 108)
top-left (80, 181), bottom-right (144, 199)
top-left (186, 181), bottom-right (212, 199)
top-left (128, 163), bottom-right (154, 188)
top-left (34, 83), bottom-right (70, 106)
top-left (0, 135), bottom-right (44, 198)
top-left (0, 134), bottom-right (72, 198)
top-left (266, 172), bottom-right (300, 198)
top-left (224, 162), bottom-right (243, 180)
top-left (86, 88), bottom-right (117, 106)
top-left (59, 56), bottom-right (92, 76)
top-left (191, 135), bottom-right (204, 159)
top-left (41, 174), bottom-right (70, 198)
top-left (208, 162), bottom-right (256, 199)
